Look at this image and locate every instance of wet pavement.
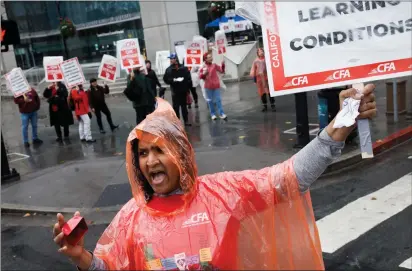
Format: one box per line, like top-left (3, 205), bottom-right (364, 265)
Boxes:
top-left (1, 80), bottom-right (411, 209)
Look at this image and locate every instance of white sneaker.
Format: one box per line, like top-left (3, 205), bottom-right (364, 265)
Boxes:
top-left (211, 115), bottom-right (217, 120)
top-left (220, 114), bottom-right (227, 120)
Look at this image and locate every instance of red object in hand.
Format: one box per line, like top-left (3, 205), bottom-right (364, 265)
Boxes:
top-left (62, 216), bottom-right (88, 246)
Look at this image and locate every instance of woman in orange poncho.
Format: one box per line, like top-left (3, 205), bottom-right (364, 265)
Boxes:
top-left (53, 85), bottom-right (377, 270)
top-left (251, 48), bottom-right (276, 112)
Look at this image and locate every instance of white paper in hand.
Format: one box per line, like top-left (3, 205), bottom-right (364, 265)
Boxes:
top-left (333, 98), bottom-right (361, 128)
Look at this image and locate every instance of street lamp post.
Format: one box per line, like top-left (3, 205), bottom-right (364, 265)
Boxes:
top-left (55, 1), bottom-right (69, 59)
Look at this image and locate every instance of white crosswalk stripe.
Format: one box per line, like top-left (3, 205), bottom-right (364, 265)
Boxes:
top-left (316, 172), bottom-right (412, 254)
top-left (400, 257), bottom-right (412, 269)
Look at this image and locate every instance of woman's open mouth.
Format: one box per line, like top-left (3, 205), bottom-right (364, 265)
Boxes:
top-left (150, 171), bottom-right (167, 185)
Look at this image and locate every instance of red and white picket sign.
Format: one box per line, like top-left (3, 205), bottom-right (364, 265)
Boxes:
top-left (185, 41), bottom-right (203, 67)
top-left (215, 30), bottom-right (227, 55)
top-left (43, 56), bottom-right (64, 82)
top-left (117, 38), bottom-right (141, 70)
top-left (59, 57), bottom-right (86, 88)
top-left (260, 2), bottom-right (412, 97)
top-left (98, 55), bottom-right (117, 82)
top-left (4, 67), bottom-right (31, 97)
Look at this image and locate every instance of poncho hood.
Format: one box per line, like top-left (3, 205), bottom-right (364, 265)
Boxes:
top-left (126, 98), bottom-right (198, 215)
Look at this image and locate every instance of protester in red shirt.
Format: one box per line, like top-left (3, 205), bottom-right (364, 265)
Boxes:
top-left (13, 88), bottom-right (43, 147)
top-left (199, 53), bottom-right (227, 120)
top-left (68, 85), bottom-right (95, 143)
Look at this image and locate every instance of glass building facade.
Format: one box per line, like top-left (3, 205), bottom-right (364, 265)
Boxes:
top-left (5, 1), bottom-right (144, 69)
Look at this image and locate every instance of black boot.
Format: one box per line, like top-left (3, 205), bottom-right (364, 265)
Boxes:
top-left (271, 104), bottom-right (276, 112)
top-left (261, 105), bottom-right (268, 112)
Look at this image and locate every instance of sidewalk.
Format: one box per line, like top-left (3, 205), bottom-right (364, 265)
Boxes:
top-left (2, 80), bottom-right (411, 213)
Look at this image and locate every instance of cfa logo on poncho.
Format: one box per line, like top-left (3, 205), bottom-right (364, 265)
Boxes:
top-left (182, 212), bottom-right (210, 228)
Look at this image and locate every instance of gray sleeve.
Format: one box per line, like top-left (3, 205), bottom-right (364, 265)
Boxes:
top-left (293, 129), bottom-right (345, 192)
top-left (88, 254), bottom-right (106, 271)
top-left (76, 251), bottom-right (107, 271)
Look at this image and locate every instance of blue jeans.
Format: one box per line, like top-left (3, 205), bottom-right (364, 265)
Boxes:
top-left (205, 88), bottom-right (225, 116)
top-left (21, 111), bottom-right (38, 143)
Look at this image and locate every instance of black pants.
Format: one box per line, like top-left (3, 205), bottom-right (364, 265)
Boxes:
top-left (261, 93), bottom-right (275, 106)
top-left (172, 92), bottom-right (188, 123)
top-left (95, 103), bottom-right (115, 130)
top-left (188, 87), bottom-right (198, 104)
top-left (55, 124), bottom-right (69, 139)
top-left (135, 106), bottom-right (154, 125)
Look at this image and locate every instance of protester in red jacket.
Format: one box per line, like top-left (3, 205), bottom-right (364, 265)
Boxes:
top-left (199, 53), bottom-right (227, 120)
top-left (69, 85), bottom-right (95, 143)
top-left (13, 88), bottom-right (43, 147)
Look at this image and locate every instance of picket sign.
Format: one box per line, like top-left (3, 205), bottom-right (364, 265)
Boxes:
top-left (192, 35), bottom-right (208, 54)
top-left (98, 54), bottom-right (117, 83)
top-left (185, 41), bottom-right (203, 68)
top-left (4, 67), bottom-right (31, 97)
top-left (117, 38), bottom-right (141, 70)
top-left (59, 57), bottom-right (86, 88)
top-left (215, 30), bottom-right (227, 55)
top-left (43, 56), bottom-right (64, 82)
top-left (174, 41), bottom-right (186, 65)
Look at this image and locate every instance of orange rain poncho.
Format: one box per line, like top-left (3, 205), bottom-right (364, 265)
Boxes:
top-left (94, 98), bottom-right (324, 270)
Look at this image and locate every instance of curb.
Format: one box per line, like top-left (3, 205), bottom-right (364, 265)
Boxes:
top-left (324, 125), bottom-right (412, 174)
top-left (1, 203), bottom-right (122, 216)
top-left (2, 125), bottom-right (411, 215)
top-left (1, 77), bottom-right (253, 100)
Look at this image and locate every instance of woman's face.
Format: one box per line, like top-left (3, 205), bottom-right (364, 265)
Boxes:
top-left (146, 62), bottom-right (151, 70)
top-left (138, 140), bottom-right (180, 195)
top-left (206, 54), bottom-right (213, 63)
top-left (258, 49), bottom-right (264, 57)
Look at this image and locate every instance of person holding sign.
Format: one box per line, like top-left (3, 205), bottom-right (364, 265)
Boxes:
top-left (13, 88), bottom-right (43, 148)
top-left (250, 48), bottom-right (276, 112)
top-left (52, 85), bottom-right (377, 270)
top-left (43, 82), bottom-right (74, 143)
top-left (124, 67), bottom-right (156, 125)
top-left (69, 85), bottom-right (96, 143)
top-left (87, 79), bottom-right (119, 134)
top-left (199, 53), bottom-right (227, 120)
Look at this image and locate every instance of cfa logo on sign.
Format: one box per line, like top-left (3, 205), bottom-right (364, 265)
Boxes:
top-left (123, 41), bottom-right (136, 48)
top-left (326, 69), bottom-right (350, 81)
top-left (284, 76), bottom-right (308, 87)
top-left (190, 42), bottom-right (200, 48)
top-left (369, 62), bottom-right (396, 75)
top-left (182, 212), bottom-right (210, 228)
top-left (377, 62), bottom-right (396, 73)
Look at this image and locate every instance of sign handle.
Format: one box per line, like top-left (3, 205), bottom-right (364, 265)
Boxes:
top-left (352, 83), bottom-right (374, 159)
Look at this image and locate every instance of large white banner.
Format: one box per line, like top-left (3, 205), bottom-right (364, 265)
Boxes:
top-left (261, 1), bottom-right (412, 96)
